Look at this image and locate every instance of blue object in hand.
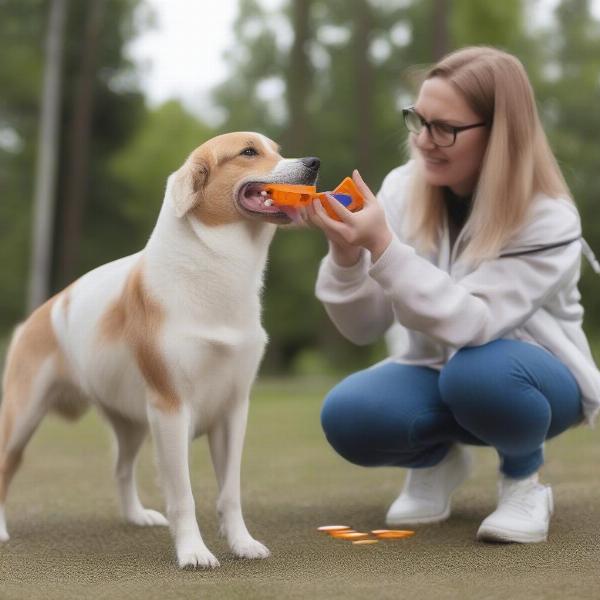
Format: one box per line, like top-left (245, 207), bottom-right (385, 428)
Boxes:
top-left (331, 193), bottom-right (352, 207)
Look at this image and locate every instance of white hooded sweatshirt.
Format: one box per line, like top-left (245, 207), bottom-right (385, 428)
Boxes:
top-left (315, 161), bottom-right (600, 427)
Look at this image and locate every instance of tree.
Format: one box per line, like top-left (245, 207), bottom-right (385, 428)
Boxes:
top-left (533, 0), bottom-right (600, 340)
top-left (0, 0), bottom-right (148, 336)
top-left (109, 100), bottom-right (214, 248)
top-left (0, 0), bottom-right (47, 332)
top-left (285, 0), bottom-right (312, 155)
top-left (28, 0), bottom-right (68, 311)
top-left (55, 0), bottom-right (106, 290)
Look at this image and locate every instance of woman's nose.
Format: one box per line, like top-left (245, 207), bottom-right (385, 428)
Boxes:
top-left (415, 128), bottom-right (436, 150)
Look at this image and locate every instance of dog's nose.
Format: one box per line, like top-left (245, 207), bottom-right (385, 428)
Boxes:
top-left (301, 156), bottom-right (321, 171)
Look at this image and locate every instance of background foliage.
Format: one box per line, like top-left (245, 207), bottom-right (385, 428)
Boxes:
top-left (2, 0), bottom-right (600, 374)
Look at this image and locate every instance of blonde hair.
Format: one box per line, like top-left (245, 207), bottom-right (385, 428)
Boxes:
top-left (403, 46), bottom-right (573, 267)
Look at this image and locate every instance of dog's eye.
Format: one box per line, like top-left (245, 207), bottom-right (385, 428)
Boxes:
top-left (240, 147), bottom-right (258, 157)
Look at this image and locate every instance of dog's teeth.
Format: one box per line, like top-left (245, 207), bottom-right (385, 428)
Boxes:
top-left (264, 199), bottom-right (273, 207)
top-left (260, 191), bottom-right (268, 196)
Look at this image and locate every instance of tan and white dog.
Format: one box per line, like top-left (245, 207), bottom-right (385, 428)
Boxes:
top-left (0, 132), bottom-right (320, 568)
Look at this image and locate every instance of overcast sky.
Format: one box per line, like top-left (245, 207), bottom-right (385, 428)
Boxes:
top-left (126, 0), bottom-right (600, 125)
top-left (126, 0), bottom-right (283, 123)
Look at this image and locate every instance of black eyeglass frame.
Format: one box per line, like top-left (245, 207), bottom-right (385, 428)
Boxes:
top-left (402, 106), bottom-right (488, 147)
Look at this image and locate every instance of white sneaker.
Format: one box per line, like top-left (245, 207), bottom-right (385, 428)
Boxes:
top-left (476, 473), bottom-right (553, 543)
top-left (385, 444), bottom-right (474, 526)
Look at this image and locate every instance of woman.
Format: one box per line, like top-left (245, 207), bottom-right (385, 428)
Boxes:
top-left (303, 46), bottom-right (600, 544)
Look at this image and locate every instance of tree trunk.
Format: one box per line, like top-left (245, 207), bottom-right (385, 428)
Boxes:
top-left (55, 0), bottom-right (105, 290)
top-left (28, 0), bottom-right (68, 312)
top-left (353, 0), bottom-right (373, 176)
top-left (285, 0), bottom-right (311, 155)
top-left (433, 0), bottom-right (450, 60)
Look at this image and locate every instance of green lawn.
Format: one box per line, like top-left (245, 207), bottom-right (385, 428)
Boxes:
top-left (1, 375), bottom-right (599, 600)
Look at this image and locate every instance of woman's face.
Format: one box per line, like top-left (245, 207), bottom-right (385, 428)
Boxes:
top-left (412, 77), bottom-right (489, 196)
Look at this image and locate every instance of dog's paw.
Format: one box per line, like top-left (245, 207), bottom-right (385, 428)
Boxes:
top-left (126, 508), bottom-right (169, 527)
top-left (0, 511), bottom-right (9, 542)
top-left (177, 542), bottom-right (220, 570)
top-left (230, 537), bottom-right (271, 560)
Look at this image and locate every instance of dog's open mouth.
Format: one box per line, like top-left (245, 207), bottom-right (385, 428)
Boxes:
top-left (237, 182), bottom-right (300, 222)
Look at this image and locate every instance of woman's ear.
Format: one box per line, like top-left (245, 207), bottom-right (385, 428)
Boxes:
top-left (168, 157), bottom-right (210, 218)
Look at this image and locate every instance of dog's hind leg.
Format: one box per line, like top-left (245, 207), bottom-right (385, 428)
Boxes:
top-left (101, 408), bottom-right (168, 527)
top-left (0, 295), bottom-right (75, 541)
top-left (0, 349), bottom-right (59, 542)
top-left (208, 397), bottom-right (270, 560)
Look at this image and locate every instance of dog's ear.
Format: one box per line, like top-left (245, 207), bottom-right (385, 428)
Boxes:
top-left (168, 158), bottom-right (210, 218)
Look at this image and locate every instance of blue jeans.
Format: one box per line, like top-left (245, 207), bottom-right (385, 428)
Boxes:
top-left (320, 339), bottom-right (583, 478)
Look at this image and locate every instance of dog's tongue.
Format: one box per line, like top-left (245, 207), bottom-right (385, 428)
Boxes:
top-left (278, 205), bottom-right (303, 224)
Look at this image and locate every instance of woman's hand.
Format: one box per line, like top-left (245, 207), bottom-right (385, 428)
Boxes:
top-left (302, 169), bottom-right (393, 263)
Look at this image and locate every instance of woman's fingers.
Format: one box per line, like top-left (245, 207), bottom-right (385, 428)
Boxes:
top-left (306, 194), bottom-right (369, 248)
top-left (322, 193), bottom-right (355, 224)
top-left (299, 205), bottom-right (309, 225)
top-left (313, 198), bottom-right (348, 233)
top-left (306, 198), bottom-right (325, 227)
top-left (352, 169), bottom-right (377, 205)
top-left (314, 199), bottom-right (356, 244)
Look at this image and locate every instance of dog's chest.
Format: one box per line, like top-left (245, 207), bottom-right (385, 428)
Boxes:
top-left (166, 323), bottom-right (268, 433)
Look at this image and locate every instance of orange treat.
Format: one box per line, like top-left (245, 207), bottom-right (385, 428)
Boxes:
top-left (317, 525), bottom-right (353, 532)
top-left (332, 532), bottom-right (370, 541)
top-left (372, 530), bottom-right (415, 539)
top-left (371, 529), bottom-right (415, 535)
top-left (352, 539), bottom-right (379, 545)
top-left (316, 177), bottom-right (364, 220)
top-left (328, 530), bottom-right (358, 538)
top-left (263, 184), bottom-right (317, 207)
top-left (265, 177), bottom-right (365, 221)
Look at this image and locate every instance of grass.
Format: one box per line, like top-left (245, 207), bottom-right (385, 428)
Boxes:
top-left (0, 375), bottom-right (599, 600)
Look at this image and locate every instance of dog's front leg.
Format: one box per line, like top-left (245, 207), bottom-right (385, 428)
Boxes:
top-left (147, 400), bottom-right (219, 569)
top-left (208, 398), bottom-right (270, 560)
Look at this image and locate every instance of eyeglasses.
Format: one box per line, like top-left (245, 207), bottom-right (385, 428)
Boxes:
top-left (402, 106), bottom-right (487, 148)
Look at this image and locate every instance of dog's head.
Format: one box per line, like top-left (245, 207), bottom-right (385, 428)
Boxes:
top-left (167, 132), bottom-right (320, 226)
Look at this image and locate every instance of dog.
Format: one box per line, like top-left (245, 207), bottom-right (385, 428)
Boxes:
top-left (0, 132), bottom-right (320, 568)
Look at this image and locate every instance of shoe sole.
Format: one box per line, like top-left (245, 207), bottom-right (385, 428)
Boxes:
top-left (385, 504), bottom-right (451, 526)
top-left (476, 525), bottom-right (548, 544)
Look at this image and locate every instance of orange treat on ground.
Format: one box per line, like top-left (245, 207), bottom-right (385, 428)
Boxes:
top-left (371, 529), bottom-right (415, 535)
top-left (372, 530), bottom-right (415, 539)
top-left (332, 532), bottom-right (370, 541)
top-left (352, 539), bottom-right (379, 545)
top-left (328, 529), bottom-right (358, 538)
top-left (317, 525), bottom-right (352, 532)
